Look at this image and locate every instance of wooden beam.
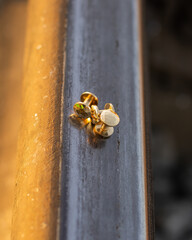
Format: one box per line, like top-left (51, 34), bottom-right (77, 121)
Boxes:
top-left (11, 0), bottom-right (67, 239)
top-left (0, 1), bottom-right (27, 239)
top-left (60, 0), bottom-right (154, 239)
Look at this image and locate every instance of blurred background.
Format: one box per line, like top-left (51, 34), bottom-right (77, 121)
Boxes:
top-left (146, 0), bottom-right (192, 239)
top-left (0, 0), bottom-right (27, 239)
top-left (0, 0), bottom-right (192, 239)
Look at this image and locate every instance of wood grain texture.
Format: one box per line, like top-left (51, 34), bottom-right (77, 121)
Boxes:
top-left (0, 1), bottom-right (27, 239)
top-left (11, 0), bottom-right (67, 239)
top-left (60, 0), bottom-right (154, 239)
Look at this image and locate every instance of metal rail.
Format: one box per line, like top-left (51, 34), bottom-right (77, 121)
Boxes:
top-left (60, 0), bottom-right (154, 239)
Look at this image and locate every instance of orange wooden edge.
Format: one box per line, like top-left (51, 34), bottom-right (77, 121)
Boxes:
top-left (11, 0), bottom-right (67, 239)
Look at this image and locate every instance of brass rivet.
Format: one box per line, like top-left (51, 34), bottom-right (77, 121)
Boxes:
top-left (94, 123), bottom-right (114, 138)
top-left (69, 113), bottom-right (91, 128)
top-left (100, 110), bottom-right (120, 127)
top-left (73, 92), bottom-right (98, 118)
top-left (93, 107), bottom-right (120, 138)
top-left (104, 103), bottom-right (115, 112)
top-left (90, 105), bottom-right (100, 124)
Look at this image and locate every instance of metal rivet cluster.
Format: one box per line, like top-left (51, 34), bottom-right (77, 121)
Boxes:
top-left (70, 92), bottom-right (120, 138)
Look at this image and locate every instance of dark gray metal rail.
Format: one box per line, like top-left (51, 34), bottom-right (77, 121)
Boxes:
top-left (60, 0), bottom-right (153, 239)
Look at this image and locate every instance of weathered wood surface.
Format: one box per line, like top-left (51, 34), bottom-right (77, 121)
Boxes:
top-left (60, 0), bottom-right (154, 239)
top-left (0, 1), bottom-right (27, 239)
top-left (11, 0), bottom-right (67, 239)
